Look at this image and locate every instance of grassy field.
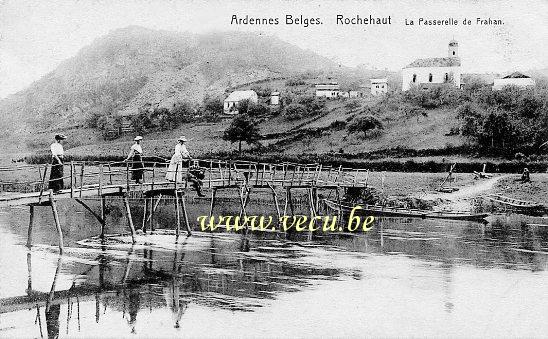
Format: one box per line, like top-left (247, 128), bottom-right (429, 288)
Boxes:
top-left (494, 173), bottom-right (548, 205)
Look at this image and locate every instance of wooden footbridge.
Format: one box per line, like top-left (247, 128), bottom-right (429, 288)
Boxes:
top-left (0, 159), bottom-right (373, 253)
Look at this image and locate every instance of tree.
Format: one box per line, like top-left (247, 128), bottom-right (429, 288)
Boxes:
top-left (237, 99), bottom-right (251, 114)
top-left (347, 115), bottom-right (383, 138)
top-left (223, 114), bottom-right (261, 153)
top-left (171, 100), bottom-right (193, 126)
top-left (400, 104), bottom-right (428, 122)
top-left (282, 103), bottom-right (307, 120)
top-left (247, 102), bottom-right (270, 117)
top-left (203, 95), bottom-right (223, 115)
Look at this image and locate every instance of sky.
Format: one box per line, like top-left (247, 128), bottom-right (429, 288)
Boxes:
top-left (1, 0), bottom-right (547, 99)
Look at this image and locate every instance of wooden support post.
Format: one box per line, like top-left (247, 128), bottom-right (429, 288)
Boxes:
top-left (174, 163), bottom-right (179, 191)
top-left (149, 195), bottom-right (159, 232)
top-left (313, 187), bottom-right (319, 214)
top-left (283, 187), bottom-right (290, 217)
top-left (335, 187), bottom-right (342, 229)
top-left (180, 192), bottom-right (191, 235)
top-left (228, 161), bottom-right (232, 186)
top-left (269, 185), bottom-right (282, 223)
top-left (100, 195), bottom-right (106, 240)
top-left (98, 165), bottom-right (103, 196)
top-left (208, 188), bottom-right (217, 219)
top-left (174, 189), bottom-right (181, 237)
top-left (142, 197), bottom-right (149, 232)
top-left (70, 162), bottom-right (75, 198)
top-left (49, 191), bottom-right (64, 254)
top-left (108, 163), bottom-right (113, 185)
top-left (208, 160), bottom-right (212, 188)
top-left (287, 187), bottom-right (295, 216)
top-left (238, 185), bottom-right (251, 220)
top-left (126, 162), bottom-right (130, 192)
top-left (123, 194), bottom-right (136, 244)
top-left (308, 188), bottom-right (317, 218)
top-left (26, 205), bottom-right (35, 248)
top-left (79, 164), bottom-right (84, 198)
top-left (38, 164), bottom-right (49, 204)
top-left (151, 163), bottom-right (156, 191)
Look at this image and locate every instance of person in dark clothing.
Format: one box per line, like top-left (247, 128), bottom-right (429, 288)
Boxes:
top-left (125, 136), bottom-right (144, 184)
top-left (49, 134), bottom-right (67, 193)
top-left (187, 164), bottom-right (205, 197)
top-left (521, 168), bottom-right (531, 183)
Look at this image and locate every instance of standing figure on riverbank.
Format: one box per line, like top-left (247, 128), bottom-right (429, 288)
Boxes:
top-left (166, 136), bottom-right (190, 182)
top-left (49, 134), bottom-right (66, 193)
top-left (125, 136), bottom-right (144, 184)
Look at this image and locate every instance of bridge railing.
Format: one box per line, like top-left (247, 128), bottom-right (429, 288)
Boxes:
top-left (0, 159), bottom-right (374, 196)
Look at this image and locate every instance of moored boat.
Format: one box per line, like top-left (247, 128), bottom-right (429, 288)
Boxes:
top-left (323, 199), bottom-right (489, 222)
top-left (483, 194), bottom-right (545, 215)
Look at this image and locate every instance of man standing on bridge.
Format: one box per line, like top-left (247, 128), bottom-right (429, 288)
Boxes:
top-left (49, 134), bottom-right (66, 193)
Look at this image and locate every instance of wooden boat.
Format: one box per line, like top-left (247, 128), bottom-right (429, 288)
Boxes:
top-left (323, 199), bottom-right (488, 222)
top-left (483, 194), bottom-right (545, 215)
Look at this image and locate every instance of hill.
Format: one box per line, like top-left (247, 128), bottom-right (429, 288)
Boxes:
top-left (0, 26), bottom-right (346, 144)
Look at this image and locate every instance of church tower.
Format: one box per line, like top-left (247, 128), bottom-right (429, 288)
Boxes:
top-left (448, 39), bottom-right (458, 58)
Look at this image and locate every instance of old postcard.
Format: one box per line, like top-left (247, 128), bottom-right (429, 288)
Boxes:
top-left (1, 0), bottom-right (547, 338)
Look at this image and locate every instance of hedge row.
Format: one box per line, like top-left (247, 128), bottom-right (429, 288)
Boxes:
top-left (23, 152), bottom-right (545, 173)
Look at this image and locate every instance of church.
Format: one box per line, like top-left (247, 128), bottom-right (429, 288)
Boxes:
top-left (401, 40), bottom-right (462, 91)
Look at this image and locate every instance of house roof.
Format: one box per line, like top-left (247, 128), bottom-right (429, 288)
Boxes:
top-left (460, 73), bottom-right (497, 85)
top-left (404, 57), bottom-right (461, 68)
top-left (225, 90), bottom-right (257, 102)
top-left (503, 71), bottom-right (530, 79)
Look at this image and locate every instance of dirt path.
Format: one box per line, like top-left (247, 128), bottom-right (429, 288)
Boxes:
top-left (417, 174), bottom-right (509, 211)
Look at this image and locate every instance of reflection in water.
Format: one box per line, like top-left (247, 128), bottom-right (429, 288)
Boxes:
top-left (0, 201), bottom-right (548, 337)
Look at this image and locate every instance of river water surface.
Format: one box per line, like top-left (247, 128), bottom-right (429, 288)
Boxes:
top-left (0, 198), bottom-right (547, 338)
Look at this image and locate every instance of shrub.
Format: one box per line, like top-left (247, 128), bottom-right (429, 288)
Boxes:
top-left (282, 104), bottom-right (307, 120)
top-left (247, 102), bottom-right (270, 117)
top-left (203, 95), bottom-right (224, 115)
top-left (347, 115), bottom-right (383, 138)
top-left (223, 114), bottom-right (261, 153)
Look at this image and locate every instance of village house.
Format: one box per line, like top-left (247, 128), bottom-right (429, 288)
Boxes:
top-left (223, 90), bottom-right (259, 114)
top-left (315, 83), bottom-right (340, 98)
top-left (402, 40), bottom-right (461, 91)
top-left (370, 78), bottom-right (388, 95)
top-left (492, 72), bottom-right (536, 90)
top-left (270, 91), bottom-right (280, 106)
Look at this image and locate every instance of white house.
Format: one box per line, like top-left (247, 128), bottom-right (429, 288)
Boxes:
top-left (370, 78), bottom-right (388, 95)
top-left (270, 91), bottom-right (280, 106)
top-left (402, 40), bottom-right (461, 91)
top-left (492, 72), bottom-right (536, 90)
top-left (223, 90), bottom-right (259, 114)
top-left (315, 83), bottom-right (340, 98)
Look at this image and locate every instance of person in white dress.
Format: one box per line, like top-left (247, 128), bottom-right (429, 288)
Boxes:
top-left (166, 136), bottom-right (190, 182)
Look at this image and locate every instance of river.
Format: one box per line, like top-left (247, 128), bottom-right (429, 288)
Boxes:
top-left (0, 197), bottom-right (547, 338)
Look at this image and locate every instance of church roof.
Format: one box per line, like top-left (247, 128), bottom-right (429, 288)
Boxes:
top-left (404, 57), bottom-right (461, 68)
top-left (503, 71), bottom-right (530, 79)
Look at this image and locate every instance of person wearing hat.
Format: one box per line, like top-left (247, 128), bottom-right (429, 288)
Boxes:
top-left (521, 167), bottom-right (531, 183)
top-left (125, 136), bottom-right (144, 184)
top-left (49, 134), bottom-right (67, 193)
top-left (165, 136), bottom-right (190, 182)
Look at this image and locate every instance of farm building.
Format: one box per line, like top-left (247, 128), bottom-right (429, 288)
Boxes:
top-left (370, 78), bottom-right (388, 95)
top-left (315, 83), bottom-right (340, 98)
top-left (492, 72), bottom-right (535, 90)
top-left (402, 40), bottom-right (461, 91)
top-left (270, 91), bottom-right (280, 106)
top-left (224, 90), bottom-right (259, 114)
